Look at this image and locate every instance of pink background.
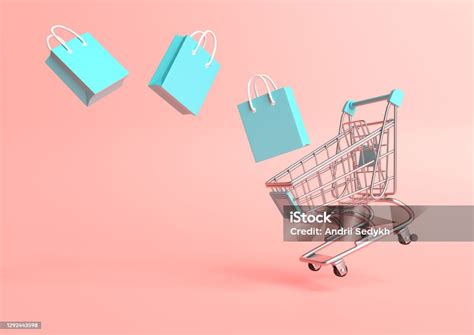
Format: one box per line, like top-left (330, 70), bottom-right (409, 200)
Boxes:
top-left (1, 0), bottom-right (473, 334)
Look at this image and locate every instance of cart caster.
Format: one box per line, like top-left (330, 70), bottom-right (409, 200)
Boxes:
top-left (333, 261), bottom-right (348, 277)
top-left (308, 263), bottom-right (321, 272)
top-left (397, 228), bottom-right (417, 245)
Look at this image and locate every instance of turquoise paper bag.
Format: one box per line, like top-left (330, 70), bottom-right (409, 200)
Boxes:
top-left (149, 30), bottom-right (220, 116)
top-left (45, 25), bottom-right (128, 106)
top-left (358, 144), bottom-right (378, 167)
top-left (237, 74), bottom-right (310, 162)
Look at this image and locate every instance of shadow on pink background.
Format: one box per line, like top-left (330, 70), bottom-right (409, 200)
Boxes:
top-left (0, 0), bottom-right (473, 334)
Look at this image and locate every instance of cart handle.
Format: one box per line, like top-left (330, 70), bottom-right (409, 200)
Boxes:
top-left (342, 89), bottom-right (404, 116)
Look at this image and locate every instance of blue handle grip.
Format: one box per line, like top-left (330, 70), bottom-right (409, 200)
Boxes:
top-left (343, 89), bottom-right (404, 116)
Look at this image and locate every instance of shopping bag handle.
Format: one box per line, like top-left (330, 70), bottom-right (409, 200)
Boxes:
top-left (247, 74), bottom-right (278, 113)
top-left (190, 31), bottom-right (209, 48)
top-left (342, 89), bottom-right (404, 116)
top-left (46, 25), bottom-right (87, 54)
top-left (190, 30), bottom-right (217, 68)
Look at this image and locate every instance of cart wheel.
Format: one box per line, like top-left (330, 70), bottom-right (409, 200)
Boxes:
top-left (333, 264), bottom-right (348, 277)
top-left (397, 234), bottom-right (411, 245)
top-left (308, 263), bottom-right (321, 272)
top-left (397, 228), bottom-right (416, 245)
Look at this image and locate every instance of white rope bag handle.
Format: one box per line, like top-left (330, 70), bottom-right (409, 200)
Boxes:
top-left (190, 30), bottom-right (217, 68)
top-left (46, 25), bottom-right (87, 54)
top-left (190, 31), bottom-right (208, 48)
top-left (253, 74), bottom-right (278, 98)
top-left (247, 74), bottom-right (278, 112)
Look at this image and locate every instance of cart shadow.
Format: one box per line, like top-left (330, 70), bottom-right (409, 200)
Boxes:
top-left (210, 263), bottom-right (382, 292)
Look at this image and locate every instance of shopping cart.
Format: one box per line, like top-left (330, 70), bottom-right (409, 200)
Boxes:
top-left (265, 89), bottom-right (417, 277)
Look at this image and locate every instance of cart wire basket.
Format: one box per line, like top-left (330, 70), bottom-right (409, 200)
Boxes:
top-left (265, 90), bottom-right (416, 277)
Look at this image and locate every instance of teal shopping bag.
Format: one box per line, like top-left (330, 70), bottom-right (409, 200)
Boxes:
top-left (149, 30), bottom-right (220, 116)
top-left (237, 74), bottom-right (309, 162)
top-left (358, 144), bottom-right (378, 167)
top-left (45, 25), bottom-right (128, 106)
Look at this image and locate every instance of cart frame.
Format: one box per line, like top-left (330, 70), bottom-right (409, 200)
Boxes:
top-left (265, 90), bottom-right (417, 277)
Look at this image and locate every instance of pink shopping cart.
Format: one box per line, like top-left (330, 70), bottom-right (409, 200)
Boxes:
top-left (265, 90), bottom-right (417, 277)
